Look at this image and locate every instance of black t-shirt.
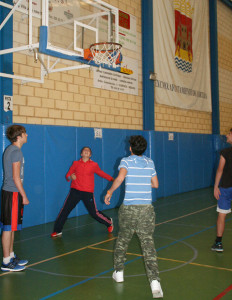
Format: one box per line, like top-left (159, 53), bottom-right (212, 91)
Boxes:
top-left (220, 147), bottom-right (232, 188)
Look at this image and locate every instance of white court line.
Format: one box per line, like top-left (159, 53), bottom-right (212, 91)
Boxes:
top-left (156, 205), bottom-right (216, 227)
top-left (0, 204), bottom-right (218, 278)
top-left (14, 221), bottom-right (97, 244)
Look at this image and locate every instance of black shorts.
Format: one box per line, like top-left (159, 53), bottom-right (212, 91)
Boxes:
top-left (0, 190), bottom-right (24, 231)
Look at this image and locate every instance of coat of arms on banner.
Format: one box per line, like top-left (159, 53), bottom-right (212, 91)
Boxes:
top-left (174, 0), bottom-right (194, 73)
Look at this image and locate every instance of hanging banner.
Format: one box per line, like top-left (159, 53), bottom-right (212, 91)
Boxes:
top-left (153, 0), bottom-right (212, 112)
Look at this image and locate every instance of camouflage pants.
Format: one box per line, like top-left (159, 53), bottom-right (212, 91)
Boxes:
top-left (114, 204), bottom-right (160, 282)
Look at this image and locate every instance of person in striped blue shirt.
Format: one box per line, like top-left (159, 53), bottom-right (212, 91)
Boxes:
top-left (104, 135), bottom-right (163, 298)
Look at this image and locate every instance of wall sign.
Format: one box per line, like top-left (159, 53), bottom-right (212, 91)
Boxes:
top-left (4, 95), bottom-right (13, 112)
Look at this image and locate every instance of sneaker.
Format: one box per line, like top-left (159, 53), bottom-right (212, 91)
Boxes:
top-left (211, 242), bottom-right (224, 252)
top-left (107, 218), bottom-right (114, 233)
top-left (112, 270), bottom-right (124, 283)
top-left (51, 232), bottom-right (62, 237)
top-left (13, 255), bottom-right (28, 266)
top-left (1, 258), bottom-right (25, 272)
top-left (150, 280), bottom-right (163, 298)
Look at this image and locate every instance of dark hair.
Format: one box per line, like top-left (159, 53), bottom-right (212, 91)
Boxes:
top-left (80, 146), bottom-right (92, 155)
top-left (6, 125), bottom-right (26, 143)
top-left (129, 135), bottom-right (147, 156)
top-left (230, 128), bottom-right (232, 132)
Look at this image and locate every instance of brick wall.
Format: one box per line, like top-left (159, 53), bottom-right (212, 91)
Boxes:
top-left (155, 104), bottom-right (211, 133)
top-left (13, 0), bottom-right (143, 129)
top-left (12, 0), bottom-right (231, 134)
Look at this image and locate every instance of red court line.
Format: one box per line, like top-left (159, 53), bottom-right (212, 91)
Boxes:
top-left (213, 284), bottom-right (232, 300)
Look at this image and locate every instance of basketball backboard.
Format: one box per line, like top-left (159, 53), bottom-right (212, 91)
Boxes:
top-left (0, 0), bottom-right (131, 84)
top-left (39, 0), bottom-right (120, 67)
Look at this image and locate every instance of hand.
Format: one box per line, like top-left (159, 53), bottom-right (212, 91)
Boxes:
top-left (70, 173), bottom-right (76, 180)
top-left (214, 186), bottom-right (221, 200)
top-left (23, 196), bottom-right (29, 205)
top-left (104, 193), bottom-right (111, 205)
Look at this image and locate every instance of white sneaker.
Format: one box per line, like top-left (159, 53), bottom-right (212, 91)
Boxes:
top-left (150, 280), bottom-right (163, 298)
top-left (112, 270), bottom-right (124, 282)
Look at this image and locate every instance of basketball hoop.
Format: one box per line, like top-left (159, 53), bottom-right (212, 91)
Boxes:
top-left (89, 42), bottom-right (122, 68)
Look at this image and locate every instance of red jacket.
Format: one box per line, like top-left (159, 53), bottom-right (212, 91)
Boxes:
top-left (66, 159), bottom-right (113, 193)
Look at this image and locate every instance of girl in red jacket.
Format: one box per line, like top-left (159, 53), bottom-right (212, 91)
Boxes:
top-left (51, 147), bottom-right (114, 237)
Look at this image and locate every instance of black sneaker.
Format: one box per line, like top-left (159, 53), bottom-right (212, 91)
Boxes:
top-left (211, 242), bottom-right (224, 252)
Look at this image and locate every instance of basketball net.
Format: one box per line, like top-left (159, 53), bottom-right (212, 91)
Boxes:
top-left (89, 42), bottom-right (122, 68)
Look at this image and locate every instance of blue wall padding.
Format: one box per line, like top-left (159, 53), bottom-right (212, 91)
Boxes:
top-left (45, 126), bottom-right (77, 223)
top-left (163, 132), bottom-right (179, 197)
top-left (0, 126), bottom-right (4, 182)
top-left (153, 132), bottom-right (165, 198)
top-left (178, 133), bottom-right (194, 193)
top-left (22, 125), bottom-right (46, 227)
top-left (202, 134), bottom-right (214, 187)
top-left (192, 134), bottom-right (205, 189)
top-left (0, 124), bottom-right (219, 229)
top-left (149, 131), bottom-right (158, 201)
top-left (102, 129), bottom-right (128, 210)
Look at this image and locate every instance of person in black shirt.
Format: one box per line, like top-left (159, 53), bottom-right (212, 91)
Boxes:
top-left (211, 128), bottom-right (232, 252)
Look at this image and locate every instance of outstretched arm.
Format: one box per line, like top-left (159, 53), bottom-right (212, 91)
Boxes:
top-left (95, 164), bottom-right (114, 181)
top-left (104, 168), bottom-right (127, 205)
top-left (214, 155), bottom-right (226, 200)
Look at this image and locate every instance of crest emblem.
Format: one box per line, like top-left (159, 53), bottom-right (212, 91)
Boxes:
top-left (174, 0), bottom-right (194, 73)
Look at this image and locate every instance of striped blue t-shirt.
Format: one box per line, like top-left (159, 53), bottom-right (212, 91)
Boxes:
top-left (118, 155), bottom-right (157, 205)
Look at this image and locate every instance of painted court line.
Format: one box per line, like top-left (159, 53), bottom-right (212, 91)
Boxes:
top-left (154, 190), bottom-right (213, 210)
top-left (14, 196), bottom-right (214, 245)
top-left (14, 221), bottom-right (97, 244)
top-left (0, 237), bottom-right (116, 278)
top-left (0, 204), bottom-right (217, 279)
top-left (40, 267), bottom-right (114, 300)
top-left (39, 257), bottom-right (143, 300)
top-left (156, 204), bottom-right (216, 226)
top-left (158, 257), bottom-right (232, 272)
top-left (88, 246), bottom-right (143, 257)
top-left (156, 216), bottom-right (232, 252)
top-left (213, 284), bottom-right (232, 300)
top-left (27, 237), bottom-right (116, 268)
top-left (15, 192), bottom-right (214, 244)
top-left (39, 256), bottom-right (142, 300)
top-left (88, 246), bottom-right (232, 272)
top-left (39, 212), bottom-right (230, 299)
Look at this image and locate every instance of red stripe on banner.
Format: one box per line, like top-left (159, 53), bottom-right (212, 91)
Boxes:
top-left (12, 192), bottom-right (18, 231)
top-left (213, 284), bottom-right (232, 300)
